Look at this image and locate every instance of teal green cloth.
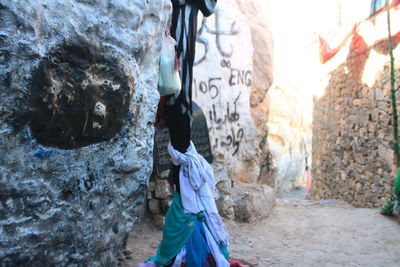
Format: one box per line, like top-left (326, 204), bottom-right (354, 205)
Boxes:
top-left (148, 192), bottom-right (197, 266)
top-left (219, 244), bottom-right (229, 261)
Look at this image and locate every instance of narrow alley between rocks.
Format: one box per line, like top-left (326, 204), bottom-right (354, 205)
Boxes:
top-left (2, 1), bottom-right (400, 266)
top-left (124, 188), bottom-right (400, 267)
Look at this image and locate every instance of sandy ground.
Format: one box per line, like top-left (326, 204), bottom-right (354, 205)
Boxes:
top-left (124, 188), bottom-right (400, 267)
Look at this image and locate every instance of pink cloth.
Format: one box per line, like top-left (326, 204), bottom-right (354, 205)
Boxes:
top-left (305, 169), bottom-right (312, 199)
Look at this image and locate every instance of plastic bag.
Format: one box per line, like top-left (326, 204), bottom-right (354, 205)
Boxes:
top-left (158, 32), bottom-right (181, 96)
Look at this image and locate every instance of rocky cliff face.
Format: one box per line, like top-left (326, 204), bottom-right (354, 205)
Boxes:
top-left (267, 85), bottom-right (309, 193)
top-left (192, 0), bottom-right (273, 185)
top-left (0, 0), bottom-right (170, 265)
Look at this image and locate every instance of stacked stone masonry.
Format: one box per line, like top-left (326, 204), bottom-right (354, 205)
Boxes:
top-left (311, 47), bottom-right (400, 207)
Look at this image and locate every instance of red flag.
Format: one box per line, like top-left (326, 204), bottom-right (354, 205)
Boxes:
top-left (319, 24), bottom-right (359, 64)
top-left (319, 36), bottom-right (339, 63)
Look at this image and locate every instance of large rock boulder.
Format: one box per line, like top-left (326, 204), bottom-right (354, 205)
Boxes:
top-left (192, 0), bottom-right (273, 187)
top-left (0, 0), bottom-right (170, 265)
top-left (231, 183), bottom-right (276, 223)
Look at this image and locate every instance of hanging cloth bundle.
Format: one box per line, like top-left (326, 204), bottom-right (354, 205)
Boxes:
top-left (158, 30), bottom-right (181, 96)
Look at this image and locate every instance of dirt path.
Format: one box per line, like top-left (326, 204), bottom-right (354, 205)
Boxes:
top-left (124, 189), bottom-right (400, 266)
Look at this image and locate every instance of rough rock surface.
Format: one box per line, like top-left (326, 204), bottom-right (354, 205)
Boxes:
top-left (0, 0), bottom-right (170, 265)
top-left (192, 0), bottom-right (273, 186)
top-left (267, 85), bottom-right (309, 193)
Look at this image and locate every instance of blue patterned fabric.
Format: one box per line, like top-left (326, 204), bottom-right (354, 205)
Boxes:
top-left (185, 220), bottom-right (211, 267)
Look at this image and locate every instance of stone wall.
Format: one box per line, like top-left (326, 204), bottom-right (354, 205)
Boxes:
top-left (146, 171), bottom-right (173, 229)
top-left (311, 21), bottom-right (400, 207)
top-left (0, 0), bottom-right (170, 265)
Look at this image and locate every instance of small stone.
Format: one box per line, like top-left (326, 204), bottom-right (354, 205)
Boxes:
top-left (155, 179), bottom-right (172, 199)
top-left (368, 123), bottom-right (378, 134)
top-left (117, 253), bottom-right (125, 262)
top-left (365, 172), bottom-right (374, 181)
top-left (152, 214), bottom-right (164, 230)
top-left (160, 170), bottom-right (170, 179)
top-left (231, 183), bottom-right (275, 223)
top-left (123, 249), bottom-right (133, 256)
top-left (370, 184), bottom-right (378, 192)
top-left (368, 132), bottom-right (376, 139)
top-left (148, 181), bottom-right (155, 192)
top-left (375, 88), bottom-right (385, 101)
top-left (355, 183), bottom-right (363, 193)
top-left (343, 151), bottom-right (351, 162)
top-left (354, 153), bottom-right (365, 165)
top-left (359, 128), bottom-right (367, 137)
top-left (149, 198), bottom-right (160, 214)
top-left (383, 183), bottom-right (392, 194)
top-left (353, 99), bottom-right (362, 106)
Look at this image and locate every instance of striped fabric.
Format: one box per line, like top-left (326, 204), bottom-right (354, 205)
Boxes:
top-left (167, 0), bottom-right (217, 192)
top-left (168, 0), bottom-right (217, 152)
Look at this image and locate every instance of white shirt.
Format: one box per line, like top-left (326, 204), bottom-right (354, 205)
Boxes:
top-left (168, 142), bottom-right (229, 246)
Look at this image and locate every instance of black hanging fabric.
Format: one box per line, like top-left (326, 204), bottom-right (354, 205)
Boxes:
top-left (167, 0), bottom-right (217, 192)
